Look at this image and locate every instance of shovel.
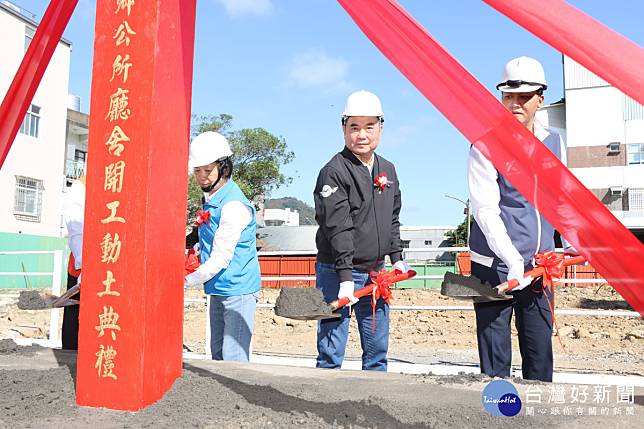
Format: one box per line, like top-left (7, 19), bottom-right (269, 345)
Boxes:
top-left (274, 269), bottom-right (416, 320)
top-left (17, 284), bottom-right (80, 310)
top-left (441, 255), bottom-right (586, 298)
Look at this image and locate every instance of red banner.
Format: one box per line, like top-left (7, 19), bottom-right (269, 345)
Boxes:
top-left (484, 0), bottom-right (644, 106)
top-left (0, 0), bottom-right (78, 169)
top-left (337, 0), bottom-right (644, 316)
top-left (75, 0), bottom-right (197, 410)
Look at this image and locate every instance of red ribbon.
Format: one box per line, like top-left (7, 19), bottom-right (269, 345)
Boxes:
top-left (337, 0), bottom-right (644, 317)
top-left (184, 249), bottom-right (200, 276)
top-left (0, 0), bottom-right (79, 169)
top-left (193, 210), bottom-right (210, 227)
top-left (534, 251), bottom-right (565, 288)
top-left (533, 251), bottom-right (566, 352)
top-left (369, 270), bottom-right (395, 335)
top-left (367, 269), bottom-right (416, 334)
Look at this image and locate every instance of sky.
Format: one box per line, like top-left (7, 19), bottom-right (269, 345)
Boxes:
top-left (18, 0), bottom-right (644, 227)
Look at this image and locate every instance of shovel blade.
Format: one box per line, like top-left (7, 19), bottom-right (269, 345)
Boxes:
top-left (440, 271), bottom-right (500, 298)
top-left (274, 287), bottom-right (342, 321)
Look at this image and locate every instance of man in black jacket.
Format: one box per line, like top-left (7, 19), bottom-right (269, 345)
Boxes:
top-left (314, 90), bottom-right (409, 371)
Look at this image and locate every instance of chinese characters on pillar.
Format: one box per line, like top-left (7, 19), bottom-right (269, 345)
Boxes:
top-left (94, 0), bottom-right (139, 381)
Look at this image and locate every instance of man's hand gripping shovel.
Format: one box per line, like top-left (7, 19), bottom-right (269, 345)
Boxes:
top-left (441, 253), bottom-right (587, 298)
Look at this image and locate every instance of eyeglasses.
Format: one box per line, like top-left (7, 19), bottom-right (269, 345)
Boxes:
top-left (496, 80), bottom-right (547, 90)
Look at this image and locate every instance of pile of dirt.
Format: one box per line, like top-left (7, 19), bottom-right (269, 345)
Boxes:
top-left (0, 338), bottom-right (43, 356)
top-left (17, 290), bottom-right (51, 310)
top-left (274, 287), bottom-right (338, 320)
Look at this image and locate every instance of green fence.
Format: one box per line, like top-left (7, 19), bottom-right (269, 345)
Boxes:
top-left (385, 261), bottom-right (456, 289)
top-left (0, 232), bottom-right (68, 289)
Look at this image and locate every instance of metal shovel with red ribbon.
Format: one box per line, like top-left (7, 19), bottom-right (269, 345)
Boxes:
top-left (274, 268), bottom-right (416, 322)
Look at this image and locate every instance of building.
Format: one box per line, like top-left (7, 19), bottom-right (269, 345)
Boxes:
top-left (64, 99), bottom-right (89, 186)
top-left (0, 1), bottom-right (72, 237)
top-left (561, 56), bottom-right (644, 240)
top-left (263, 207), bottom-right (300, 226)
top-left (400, 225), bottom-right (454, 261)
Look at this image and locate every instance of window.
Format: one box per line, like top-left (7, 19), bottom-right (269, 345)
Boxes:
top-left (75, 150), bottom-right (87, 163)
top-left (24, 25), bottom-right (35, 52)
top-left (627, 144), bottom-right (644, 165)
top-left (401, 240), bottom-right (410, 249)
top-left (629, 188), bottom-right (644, 212)
top-left (14, 176), bottom-right (43, 221)
top-left (20, 104), bottom-right (40, 138)
top-left (424, 240), bottom-right (433, 246)
top-left (607, 142), bottom-right (621, 154)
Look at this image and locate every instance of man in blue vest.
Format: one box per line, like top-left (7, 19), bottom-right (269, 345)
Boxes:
top-left (184, 131), bottom-right (261, 362)
top-left (468, 57), bottom-right (569, 382)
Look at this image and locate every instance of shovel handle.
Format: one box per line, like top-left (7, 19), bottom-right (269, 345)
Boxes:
top-left (333, 284), bottom-right (375, 309)
top-left (332, 269), bottom-right (417, 309)
top-left (497, 256), bottom-right (587, 294)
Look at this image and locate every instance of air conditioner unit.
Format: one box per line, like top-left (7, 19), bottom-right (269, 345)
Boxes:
top-left (607, 142), bottom-right (621, 154)
top-left (609, 186), bottom-right (624, 196)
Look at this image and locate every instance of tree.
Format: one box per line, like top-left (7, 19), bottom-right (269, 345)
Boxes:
top-left (186, 114), bottom-right (294, 225)
top-left (446, 215), bottom-right (473, 247)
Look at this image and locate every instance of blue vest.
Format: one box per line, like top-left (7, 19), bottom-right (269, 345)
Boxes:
top-left (199, 181), bottom-right (261, 296)
top-left (469, 128), bottom-right (563, 272)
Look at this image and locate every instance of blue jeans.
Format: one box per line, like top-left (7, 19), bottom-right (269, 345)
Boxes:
top-left (209, 292), bottom-right (259, 362)
top-left (315, 262), bottom-right (389, 371)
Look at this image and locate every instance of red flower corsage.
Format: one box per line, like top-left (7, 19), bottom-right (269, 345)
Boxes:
top-left (194, 210), bottom-right (210, 227)
top-left (374, 172), bottom-right (391, 193)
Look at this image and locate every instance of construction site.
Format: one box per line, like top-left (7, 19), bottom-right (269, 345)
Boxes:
top-left (1, 0), bottom-right (643, 427)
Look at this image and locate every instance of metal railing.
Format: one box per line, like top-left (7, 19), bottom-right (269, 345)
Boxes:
top-left (1, 247), bottom-right (638, 360)
top-left (65, 159), bottom-right (86, 179)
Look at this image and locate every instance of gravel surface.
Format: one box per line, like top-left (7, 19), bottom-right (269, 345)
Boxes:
top-left (1, 345), bottom-right (641, 428)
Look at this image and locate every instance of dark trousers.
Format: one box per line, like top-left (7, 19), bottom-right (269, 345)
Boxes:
top-left (61, 273), bottom-right (80, 350)
top-left (472, 262), bottom-right (554, 382)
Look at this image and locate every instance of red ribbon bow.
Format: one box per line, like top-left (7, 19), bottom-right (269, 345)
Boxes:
top-left (374, 172), bottom-right (389, 192)
top-left (369, 270), bottom-right (394, 334)
top-left (534, 250), bottom-right (566, 352)
top-left (194, 210), bottom-right (210, 227)
top-left (534, 251), bottom-right (565, 288)
top-left (184, 249), bottom-right (200, 276)
top-left (367, 269), bottom-right (416, 334)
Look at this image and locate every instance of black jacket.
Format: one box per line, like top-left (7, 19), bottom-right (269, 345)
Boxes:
top-left (314, 147), bottom-right (402, 282)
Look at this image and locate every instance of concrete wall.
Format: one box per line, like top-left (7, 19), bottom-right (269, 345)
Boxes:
top-left (0, 9), bottom-right (71, 237)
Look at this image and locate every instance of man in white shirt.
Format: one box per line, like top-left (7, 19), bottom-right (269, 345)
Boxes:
top-left (62, 176), bottom-right (85, 350)
top-left (468, 57), bottom-right (568, 382)
top-left (184, 131), bottom-right (261, 362)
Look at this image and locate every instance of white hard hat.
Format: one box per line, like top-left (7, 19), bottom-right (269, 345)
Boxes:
top-left (496, 56), bottom-right (547, 93)
top-left (188, 131), bottom-right (233, 169)
top-left (342, 90), bottom-right (384, 119)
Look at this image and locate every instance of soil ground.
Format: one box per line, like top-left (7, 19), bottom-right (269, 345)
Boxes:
top-left (0, 346), bottom-right (642, 428)
top-left (1, 286), bottom-right (642, 375)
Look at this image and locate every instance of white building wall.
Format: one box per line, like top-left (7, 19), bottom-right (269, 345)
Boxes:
top-left (565, 86), bottom-right (624, 148)
top-left (0, 9), bottom-right (71, 236)
top-left (263, 208), bottom-right (300, 226)
top-left (563, 56), bottom-right (644, 229)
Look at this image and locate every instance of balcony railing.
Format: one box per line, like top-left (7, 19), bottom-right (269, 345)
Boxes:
top-left (65, 159), bottom-right (85, 179)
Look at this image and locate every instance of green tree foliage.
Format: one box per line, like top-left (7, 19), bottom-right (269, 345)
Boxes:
top-left (186, 114), bottom-right (294, 225)
top-left (445, 215), bottom-right (473, 247)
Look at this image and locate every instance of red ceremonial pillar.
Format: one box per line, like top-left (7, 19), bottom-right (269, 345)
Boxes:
top-left (75, 0), bottom-right (197, 410)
